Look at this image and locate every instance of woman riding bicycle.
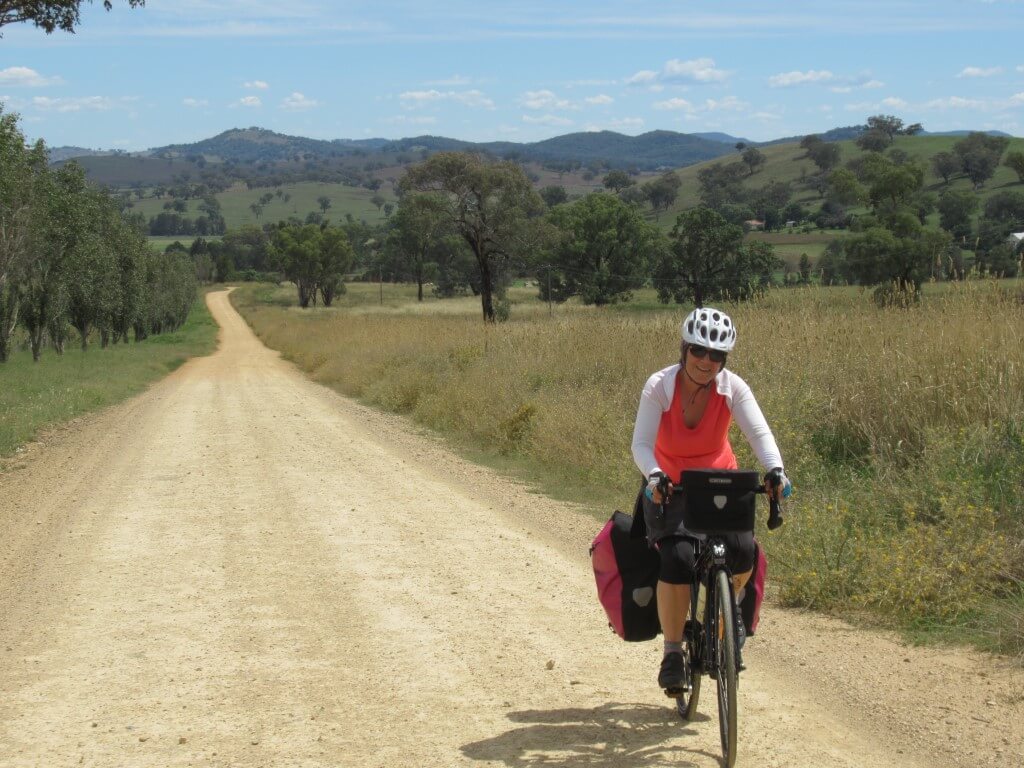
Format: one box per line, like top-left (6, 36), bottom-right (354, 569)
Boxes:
top-left (631, 307), bottom-right (790, 693)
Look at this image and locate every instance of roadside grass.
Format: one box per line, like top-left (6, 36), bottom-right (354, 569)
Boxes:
top-left (234, 278), bottom-right (1024, 658)
top-left (0, 296), bottom-right (218, 460)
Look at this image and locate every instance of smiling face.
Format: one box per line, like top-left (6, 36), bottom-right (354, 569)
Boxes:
top-left (681, 342), bottom-right (724, 386)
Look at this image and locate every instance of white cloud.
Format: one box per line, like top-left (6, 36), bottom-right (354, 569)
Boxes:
top-left (924, 96), bottom-right (987, 109)
top-left (522, 114), bottom-right (573, 126)
top-left (625, 70), bottom-right (658, 86)
top-left (703, 96), bottom-right (747, 112)
top-left (769, 69), bottom-right (834, 87)
top-left (0, 66), bottom-right (63, 88)
top-left (1007, 92), bottom-right (1024, 105)
top-left (519, 89), bottom-right (573, 110)
top-left (182, 98), bottom-right (209, 108)
top-left (753, 111), bottom-right (783, 121)
top-left (662, 58), bottom-right (728, 83)
top-left (584, 94), bottom-right (614, 105)
top-left (234, 95), bottom-right (262, 108)
top-left (862, 79), bottom-right (885, 89)
top-left (653, 97), bottom-right (694, 111)
top-left (627, 58), bottom-right (727, 88)
top-left (281, 92), bottom-right (318, 110)
top-left (32, 96), bottom-right (115, 112)
top-left (244, 80), bottom-right (270, 89)
top-left (957, 66), bottom-right (1003, 78)
top-left (398, 89), bottom-right (495, 110)
top-left (880, 96), bottom-right (908, 108)
top-left (1017, 65), bottom-right (1024, 73)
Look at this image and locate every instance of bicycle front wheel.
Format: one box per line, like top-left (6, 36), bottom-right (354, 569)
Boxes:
top-left (714, 568), bottom-right (738, 767)
top-left (679, 580), bottom-right (703, 721)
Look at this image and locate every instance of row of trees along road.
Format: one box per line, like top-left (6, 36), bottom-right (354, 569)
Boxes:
top-left (1, 107), bottom-right (196, 362)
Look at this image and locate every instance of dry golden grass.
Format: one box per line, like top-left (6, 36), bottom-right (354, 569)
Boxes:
top-left (234, 279), bottom-right (1024, 655)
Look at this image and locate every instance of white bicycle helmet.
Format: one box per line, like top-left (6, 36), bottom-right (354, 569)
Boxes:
top-left (681, 307), bottom-right (737, 352)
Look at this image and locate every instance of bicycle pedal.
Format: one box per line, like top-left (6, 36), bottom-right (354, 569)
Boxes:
top-left (663, 686), bottom-right (689, 698)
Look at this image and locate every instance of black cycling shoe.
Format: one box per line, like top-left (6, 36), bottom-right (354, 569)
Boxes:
top-left (658, 652), bottom-right (690, 695)
top-left (735, 614), bottom-right (746, 671)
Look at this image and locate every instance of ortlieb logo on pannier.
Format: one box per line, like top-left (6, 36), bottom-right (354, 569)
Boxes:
top-left (589, 511), bottom-right (661, 642)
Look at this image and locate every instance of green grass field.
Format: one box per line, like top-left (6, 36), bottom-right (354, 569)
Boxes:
top-left (660, 135), bottom-right (1024, 228)
top-left (128, 180), bottom-right (399, 231)
top-left (0, 297), bottom-right (218, 460)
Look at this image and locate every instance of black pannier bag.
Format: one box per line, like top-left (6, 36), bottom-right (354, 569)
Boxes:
top-left (678, 469), bottom-right (760, 534)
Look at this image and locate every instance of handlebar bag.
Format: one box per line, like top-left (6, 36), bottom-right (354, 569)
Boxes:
top-left (678, 469), bottom-right (759, 534)
top-left (589, 511), bottom-right (661, 642)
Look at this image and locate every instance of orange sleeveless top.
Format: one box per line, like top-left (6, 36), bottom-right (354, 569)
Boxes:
top-left (654, 373), bottom-right (737, 482)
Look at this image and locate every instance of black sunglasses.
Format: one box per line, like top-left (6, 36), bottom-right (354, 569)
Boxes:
top-left (688, 345), bottom-right (727, 364)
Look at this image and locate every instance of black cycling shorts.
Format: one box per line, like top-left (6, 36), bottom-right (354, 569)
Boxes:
top-left (656, 533), bottom-right (756, 585)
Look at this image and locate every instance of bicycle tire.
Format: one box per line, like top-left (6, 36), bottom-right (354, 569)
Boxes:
top-left (679, 582), bottom-right (703, 721)
top-left (714, 568), bottom-right (738, 767)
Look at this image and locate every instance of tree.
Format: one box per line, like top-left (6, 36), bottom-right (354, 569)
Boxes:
top-left (856, 129), bottom-right (892, 153)
top-left (931, 151), bottom-right (960, 185)
top-left (808, 142), bottom-right (841, 173)
top-left (602, 170), bottom-right (634, 194)
top-left (317, 195), bottom-right (332, 214)
top-left (370, 193), bottom-right (386, 213)
top-left (249, 202), bottom-right (263, 221)
top-left (539, 185), bottom-right (568, 208)
top-left (0, 0), bottom-right (144, 36)
top-left (317, 226), bottom-right (355, 306)
top-left (697, 162), bottom-right (745, 210)
top-left (800, 134), bottom-right (823, 155)
top-left (865, 115), bottom-right (905, 140)
top-left (1004, 151), bottom-right (1024, 183)
top-left (388, 194), bottom-right (450, 301)
top-left (272, 224), bottom-right (322, 307)
top-left (842, 225), bottom-right (950, 294)
top-left (398, 152), bottom-right (544, 322)
top-left (734, 142), bottom-right (747, 153)
top-left (741, 147), bottom-right (766, 176)
top-left (0, 109), bottom-right (47, 362)
top-left (828, 168), bottom-right (866, 207)
top-left (543, 193), bottom-right (659, 305)
top-left (21, 163), bottom-right (91, 360)
top-left (953, 132), bottom-right (1010, 189)
top-left (654, 207), bottom-right (779, 306)
top-left (642, 172), bottom-right (682, 220)
top-left (937, 189), bottom-right (979, 240)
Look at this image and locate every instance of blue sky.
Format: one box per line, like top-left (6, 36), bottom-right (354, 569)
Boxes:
top-left (1, 0), bottom-right (1023, 150)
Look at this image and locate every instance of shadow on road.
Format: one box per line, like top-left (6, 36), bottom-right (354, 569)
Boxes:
top-left (460, 702), bottom-right (720, 767)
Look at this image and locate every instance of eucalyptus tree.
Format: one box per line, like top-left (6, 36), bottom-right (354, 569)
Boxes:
top-left (542, 192), bottom-right (659, 305)
top-left (0, 110), bottom-right (47, 361)
top-left (399, 152), bottom-right (544, 322)
top-left (387, 194), bottom-right (450, 301)
top-left (0, 0), bottom-right (144, 36)
top-left (21, 162), bottom-right (94, 361)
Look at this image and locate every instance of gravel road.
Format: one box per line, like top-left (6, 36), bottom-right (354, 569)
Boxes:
top-left (0, 289), bottom-right (1020, 767)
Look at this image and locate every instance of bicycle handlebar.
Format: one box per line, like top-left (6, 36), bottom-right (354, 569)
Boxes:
top-left (657, 475), bottom-right (785, 530)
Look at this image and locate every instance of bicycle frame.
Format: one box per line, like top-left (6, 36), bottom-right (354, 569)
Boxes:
top-left (686, 536), bottom-right (736, 678)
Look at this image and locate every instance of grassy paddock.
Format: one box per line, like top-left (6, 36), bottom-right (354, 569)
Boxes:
top-left (0, 296), bottom-right (218, 460)
top-left (234, 280), bottom-right (1024, 657)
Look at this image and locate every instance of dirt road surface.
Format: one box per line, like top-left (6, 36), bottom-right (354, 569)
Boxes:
top-left (1, 289), bottom-right (1021, 767)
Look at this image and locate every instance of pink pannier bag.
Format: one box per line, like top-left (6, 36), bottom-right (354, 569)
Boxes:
top-left (590, 511), bottom-right (661, 642)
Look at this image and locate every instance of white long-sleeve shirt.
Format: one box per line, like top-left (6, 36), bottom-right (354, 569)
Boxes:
top-left (631, 364), bottom-right (783, 479)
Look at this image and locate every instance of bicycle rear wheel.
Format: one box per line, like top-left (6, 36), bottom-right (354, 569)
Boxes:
top-left (714, 568), bottom-right (738, 767)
